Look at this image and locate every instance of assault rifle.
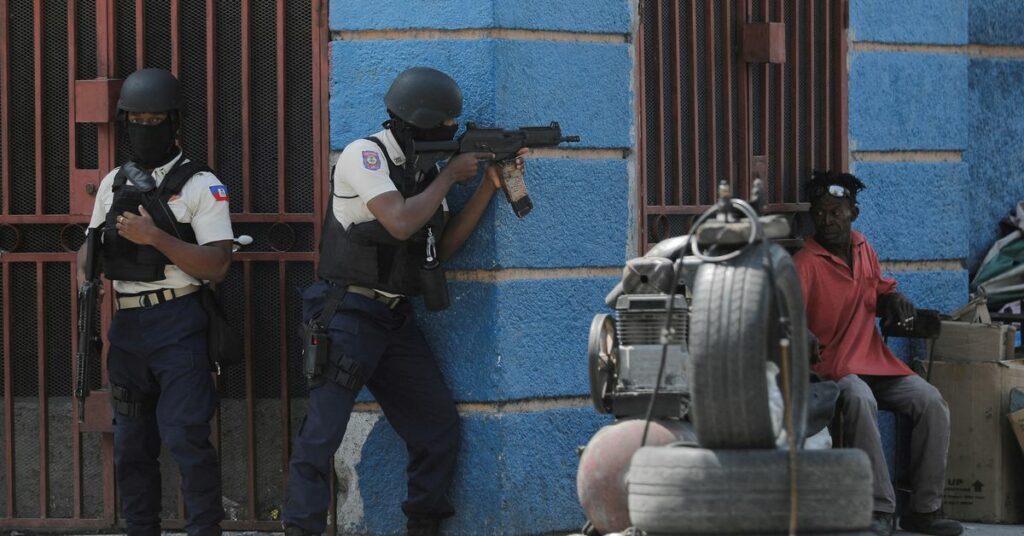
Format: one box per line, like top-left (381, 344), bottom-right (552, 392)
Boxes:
top-left (75, 228), bottom-right (103, 422)
top-left (412, 122), bottom-right (581, 218)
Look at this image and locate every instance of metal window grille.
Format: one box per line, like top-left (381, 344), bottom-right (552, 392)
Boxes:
top-left (637, 0), bottom-right (849, 252)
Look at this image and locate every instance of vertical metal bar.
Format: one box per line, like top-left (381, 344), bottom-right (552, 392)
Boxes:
top-left (240, 1), bottom-right (253, 214)
top-left (34, 0), bottom-right (44, 215)
top-left (807, 0), bottom-right (815, 172)
top-left (36, 263), bottom-right (48, 517)
top-left (170, 0), bottom-right (180, 77)
top-left (98, 0), bottom-right (117, 175)
top-left (689, 0), bottom-right (699, 205)
top-left (68, 0), bottom-right (78, 203)
top-left (774, 0), bottom-right (783, 202)
top-left (724, 0), bottom-right (734, 189)
top-left (706, 0), bottom-right (717, 197)
top-left (135, 0), bottom-right (144, 70)
top-left (276, 1), bottom-right (287, 213)
top-left (654, 0), bottom-right (665, 207)
top-left (736, 0), bottom-right (749, 198)
top-left (791, 0), bottom-right (800, 201)
top-left (2, 262), bottom-right (12, 518)
top-left (671, 0), bottom-right (683, 207)
top-left (278, 261), bottom-right (290, 480)
top-left (836, 0), bottom-right (849, 171)
top-left (244, 261), bottom-right (257, 520)
top-left (636, 0), bottom-right (648, 252)
top-left (206, 0), bottom-right (216, 168)
top-left (314, 0), bottom-right (330, 276)
top-left (69, 265), bottom-right (82, 519)
top-left (0, 0), bottom-right (8, 216)
top-left (760, 0), bottom-right (769, 179)
top-left (822, 0), bottom-right (831, 169)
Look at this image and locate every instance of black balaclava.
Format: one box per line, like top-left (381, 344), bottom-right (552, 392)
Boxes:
top-left (125, 115), bottom-right (179, 169)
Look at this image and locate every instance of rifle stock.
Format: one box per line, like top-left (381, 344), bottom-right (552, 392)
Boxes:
top-left (75, 228), bottom-right (103, 422)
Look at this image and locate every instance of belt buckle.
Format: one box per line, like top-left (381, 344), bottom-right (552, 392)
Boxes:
top-left (139, 293), bottom-right (155, 309)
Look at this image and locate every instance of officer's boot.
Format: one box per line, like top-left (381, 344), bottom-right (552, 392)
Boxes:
top-left (406, 517), bottom-right (441, 536)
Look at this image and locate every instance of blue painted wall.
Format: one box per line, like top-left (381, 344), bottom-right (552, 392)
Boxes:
top-left (327, 1), bottom-right (631, 533)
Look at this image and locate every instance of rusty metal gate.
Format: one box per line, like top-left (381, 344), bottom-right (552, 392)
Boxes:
top-left (0, 0), bottom-right (330, 531)
top-left (637, 0), bottom-right (849, 252)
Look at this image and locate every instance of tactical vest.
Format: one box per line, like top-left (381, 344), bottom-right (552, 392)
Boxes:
top-left (318, 136), bottom-right (446, 295)
top-left (102, 160), bottom-right (210, 282)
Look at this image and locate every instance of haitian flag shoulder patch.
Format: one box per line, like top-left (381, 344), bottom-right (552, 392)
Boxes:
top-left (362, 150), bottom-right (382, 171)
top-left (209, 184), bottom-right (229, 202)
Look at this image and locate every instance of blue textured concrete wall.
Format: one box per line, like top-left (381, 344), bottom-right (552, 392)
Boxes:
top-left (853, 163), bottom-right (969, 261)
top-left (848, 52), bottom-right (968, 151)
top-left (328, 1), bottom-right (631, 533)
top-left (851, 0), bottom-right (968, 44)
top-left (969, 0), bottom-right (1024, 45)
top-left (966, 59), bottom-right (1024, 270)
top-left (331, 0), bottom-right (631, 33)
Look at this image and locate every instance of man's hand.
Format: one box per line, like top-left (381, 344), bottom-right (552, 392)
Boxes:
top-left (483, 148), bottom-right (529, 190)
top-left (440, 152), bottom-right (494, 184)
top-left (116, 205), bottom-right (163, 246)
top-left (880, 292), bottom-right (917, 330)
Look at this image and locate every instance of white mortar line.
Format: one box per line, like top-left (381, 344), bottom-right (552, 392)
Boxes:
top-left (330, 148), bottom-right (627, 164)
top-left (852, 41), bottom-right (1024, 60)
top-left (446, 267), bottom-right (622, 282)
top-left (332, 28), bottom-right (629, 44)
top-left (880, 260), bottom-right (964, 272)
top-left (852, 151), bottom-right (963, 163)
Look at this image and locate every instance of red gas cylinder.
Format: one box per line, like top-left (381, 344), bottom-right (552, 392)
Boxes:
top-left (576, 418), bottom-right (695, 535)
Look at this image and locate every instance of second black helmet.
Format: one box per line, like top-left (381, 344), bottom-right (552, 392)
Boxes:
top-left (117, 68), bottom-right (182, 113)
top-left (384, 67), bottom-right (463, 129)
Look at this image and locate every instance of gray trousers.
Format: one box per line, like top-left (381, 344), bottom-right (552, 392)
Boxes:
top-left (835, 373), bottom-right (950, 514)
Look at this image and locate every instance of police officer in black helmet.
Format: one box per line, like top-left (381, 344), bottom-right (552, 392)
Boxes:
top-left (282, 67), bottom-right (525, 536)
top-left (76, 68), bottom-right (234, 535)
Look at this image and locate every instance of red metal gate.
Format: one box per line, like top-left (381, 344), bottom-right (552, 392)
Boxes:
top-left (0, 0), bottom-right (330, 530)
top-left (637, 0), bottom-right (849, 252)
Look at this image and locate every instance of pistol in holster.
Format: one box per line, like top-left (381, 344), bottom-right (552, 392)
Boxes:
top-left (302, 320), bottom-right (330, 388)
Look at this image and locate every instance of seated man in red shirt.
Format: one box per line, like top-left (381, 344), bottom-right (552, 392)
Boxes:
top-left (794, 171), bottom-right (962, 536)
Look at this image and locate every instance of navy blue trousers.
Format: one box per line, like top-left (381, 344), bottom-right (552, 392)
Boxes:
top-left (107, 293), bottom-right (223, 536)
top-left (283, 281), bottom-right (460, 533)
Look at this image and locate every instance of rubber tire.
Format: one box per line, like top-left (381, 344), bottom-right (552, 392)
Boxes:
top-left (688, 241), bottom-right (809, 449)
top-left (628, 446), bottom-right (873, 534)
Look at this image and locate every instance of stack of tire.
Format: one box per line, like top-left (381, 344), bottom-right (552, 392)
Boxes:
top-left (627, 241), bottom-right (875, 535)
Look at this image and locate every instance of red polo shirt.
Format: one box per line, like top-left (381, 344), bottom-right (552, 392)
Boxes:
top-left (793, 231), bottom-right (914, 380)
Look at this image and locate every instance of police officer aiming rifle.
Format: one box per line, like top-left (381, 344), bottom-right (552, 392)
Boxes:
top-left (76, 68), bottom-right (233, 536)
top-left (282, 67), bottom-right (525, 536)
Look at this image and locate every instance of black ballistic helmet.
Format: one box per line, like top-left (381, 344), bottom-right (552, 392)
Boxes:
top-left (384, 67), bottom-right (463, 129)
top-left (117, 68), bottom-right (182, 113)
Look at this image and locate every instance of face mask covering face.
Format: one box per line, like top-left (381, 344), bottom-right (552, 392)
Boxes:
top-left (126, 118), bottom-right (177, 168)
top-left (413, 122), bottom-right (459, 142)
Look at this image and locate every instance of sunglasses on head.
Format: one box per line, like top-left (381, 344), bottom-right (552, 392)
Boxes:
top-left (811, 184), bottom-right (851, 199)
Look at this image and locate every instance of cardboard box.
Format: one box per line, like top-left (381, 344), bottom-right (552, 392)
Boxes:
top-left (932, 321), bottom-right (1017, 362)
top-left (924, 360), bottom-right (1024, 522)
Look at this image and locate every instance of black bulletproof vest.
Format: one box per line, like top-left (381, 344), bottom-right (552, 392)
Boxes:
top-left (102, 160), bottom-right (210, 282)
top-left (317, 136), bottom-right (446, 295)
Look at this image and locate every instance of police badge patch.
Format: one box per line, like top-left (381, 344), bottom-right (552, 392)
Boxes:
top-left (362, 150), bottom-right (381, 171)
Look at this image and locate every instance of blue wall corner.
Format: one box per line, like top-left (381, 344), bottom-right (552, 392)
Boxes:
top-left (492, 277), bottom-right (620, 400)
top-left (849, 52), bottom-right (967, 151)
top-left (329, 40), bottom-right (632, 151)
top-left (493, 40), bottom-right (633, 149)
top-left (850, 0), bottom-right (968, 45)
top-left (969, 0), bottom-right (1024, 46)
top-left (352, 407), bottom-right (611, 535)
top-left (491, 159), bottom-right (630, 269)
top-left (330, 0), bottom-right (631, 34)
top-left (966, 59), bottom-right (1024, 272)
top-left (852, 162), bottom-right (969, 261)
top-left (493, 0), bottom-right (631, 34)
top-left (330, 0), bottom-right (494, 31)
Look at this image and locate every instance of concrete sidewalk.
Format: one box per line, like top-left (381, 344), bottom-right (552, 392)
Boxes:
top-left (563, 525), bottom-right (1024, 536)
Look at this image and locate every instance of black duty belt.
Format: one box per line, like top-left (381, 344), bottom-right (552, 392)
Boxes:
top-left (115, 285), bottom-right (200, 310)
